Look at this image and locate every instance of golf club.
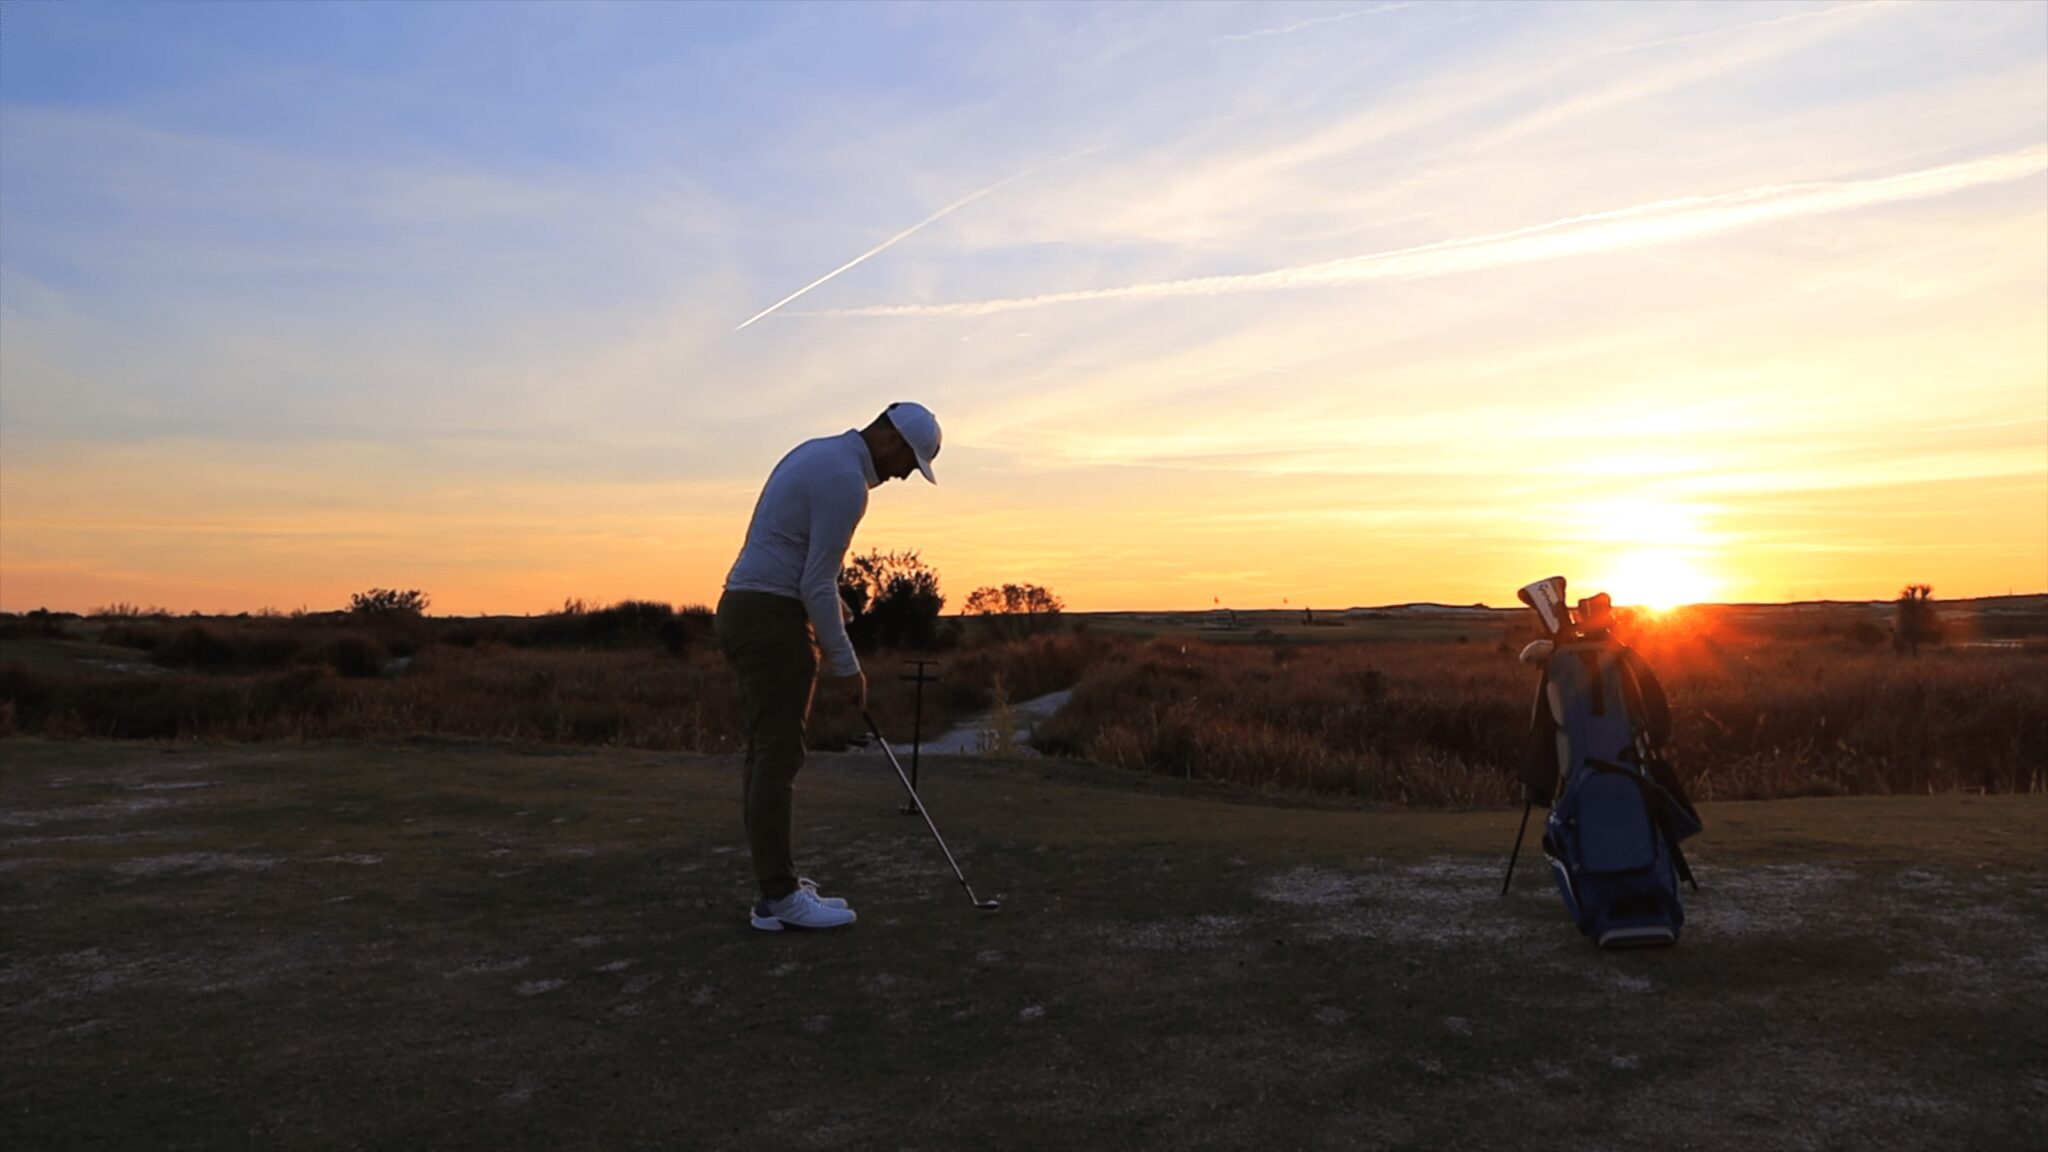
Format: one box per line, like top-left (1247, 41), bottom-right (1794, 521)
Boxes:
top-left (862, 711), bottom-right (1002, 911)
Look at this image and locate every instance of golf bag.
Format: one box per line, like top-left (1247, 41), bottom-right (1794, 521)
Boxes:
top-left (1502, 578), bottom-right (1702, 948)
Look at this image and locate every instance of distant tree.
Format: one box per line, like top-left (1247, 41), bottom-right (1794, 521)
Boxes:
top-left (963, 583), bottom-right (1065, 639)
top-left (839, 550), bottom-right (945, 649)
top-left (1894, 584), bottom-right (1942, 655)
top-left (349, 588), bottom-right (431, 617)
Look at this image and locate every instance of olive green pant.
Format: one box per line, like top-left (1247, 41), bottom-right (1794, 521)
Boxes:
top-left (715, 590), bottom-right (817, 903)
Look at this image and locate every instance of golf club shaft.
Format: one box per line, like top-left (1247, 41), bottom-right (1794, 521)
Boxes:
top-left (862, 711), bottom-right (987, 903)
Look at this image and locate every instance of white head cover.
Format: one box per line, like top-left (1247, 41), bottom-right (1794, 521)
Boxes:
top-left (885, 401), bottom-right (942, 484)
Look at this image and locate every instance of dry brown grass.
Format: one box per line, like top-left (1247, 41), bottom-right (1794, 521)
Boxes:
top-left (2, 606), bottom-right (2042, 806)
top-left (1035, 639), bottom-right (1527, 806)
top-left (0, 608), bottom-right (1103, 754)
top-left (1627, 614), bottom-right (2047, 798)
top-left (1034, 612), bottom-right (2048, 806)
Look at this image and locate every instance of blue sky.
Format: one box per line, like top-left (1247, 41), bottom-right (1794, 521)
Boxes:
top-left (3, 1), bottom-right (2044, 612)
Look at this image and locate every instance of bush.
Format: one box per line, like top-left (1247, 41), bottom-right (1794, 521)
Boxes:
top-left (505, 600), bottom-right (701, 651)
top-left (659, 606), bottom-right (714, 657)
top-left (839, 550), bottom-right (945, 650)
top-left (350, 588), bottom-right (430, 616)
top-left (100, 621), bottom-right (169, 652)
top-left (323, 634), bottom-right (390, 679)
top-left (0, 611), bottom-right (72, 640)
top-left (963, 583), bottom-right (1065, 640)
top-left (156, 624), bottom-right (239, 669)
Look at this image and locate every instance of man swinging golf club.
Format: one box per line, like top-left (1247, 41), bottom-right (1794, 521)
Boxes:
top-left (716, 402), bottom-right (941, 931)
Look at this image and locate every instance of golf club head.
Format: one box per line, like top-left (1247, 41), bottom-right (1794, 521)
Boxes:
top-left (870, 709), bottom-right (1004, 915)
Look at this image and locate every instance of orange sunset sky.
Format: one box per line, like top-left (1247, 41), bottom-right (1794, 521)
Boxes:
top-left (2, 2), bottom-right (2044, 615)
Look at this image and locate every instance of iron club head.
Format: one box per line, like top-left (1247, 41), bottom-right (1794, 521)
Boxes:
top-left (869, 710), bottom-right (1004, 916)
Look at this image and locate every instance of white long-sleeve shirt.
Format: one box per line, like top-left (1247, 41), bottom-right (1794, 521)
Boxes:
top-left (723, 430), bottom-right (878, 677)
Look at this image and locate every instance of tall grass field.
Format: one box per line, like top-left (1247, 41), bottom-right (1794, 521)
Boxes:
top-left (2, 598), bottom-right (2042, 806)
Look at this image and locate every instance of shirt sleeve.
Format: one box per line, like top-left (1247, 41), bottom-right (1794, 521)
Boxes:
top-left (801, 481), bottom-right (867, 677)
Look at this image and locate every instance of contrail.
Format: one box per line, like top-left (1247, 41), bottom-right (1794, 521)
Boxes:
top-left (734, 148), bottom-right (1102, 331)
top-left (1214, 2), bottom-right (1417, 45)
top-left (808, 146), bottom-right (2048, 320)
top-left (1596, 0), bottom-right (1889, 59)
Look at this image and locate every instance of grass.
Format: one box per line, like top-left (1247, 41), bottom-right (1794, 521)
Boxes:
top-left (4, 601), bottom-right (2044, 804)
top-left (1035, 629), bottom-right (2048, 803)
top-left (2, 738), bottom-right (2043, 1151)
top-left (0, 610), bottom-right (1105, 757)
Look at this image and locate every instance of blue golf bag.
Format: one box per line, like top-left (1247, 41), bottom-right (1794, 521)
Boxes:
top-left (1502, 579), bottom-right (1702, 947)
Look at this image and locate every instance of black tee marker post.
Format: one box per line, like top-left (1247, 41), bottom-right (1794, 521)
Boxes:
top-left (899, 659), bottom-right (939, 814)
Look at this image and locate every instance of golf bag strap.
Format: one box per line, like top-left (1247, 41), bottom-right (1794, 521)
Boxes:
top-left (1579, 649), bottom-right (1606, 715)
top-left (1616, 645), bottom-right (1673, 749)
top-left (1589, 759), bottom-right (1705, 871)
top-left (1643, 756), bottom-right (1703, 838)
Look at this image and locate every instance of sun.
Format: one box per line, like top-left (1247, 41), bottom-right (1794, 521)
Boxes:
top-left (1601, 550), bottom-right (1719, 612)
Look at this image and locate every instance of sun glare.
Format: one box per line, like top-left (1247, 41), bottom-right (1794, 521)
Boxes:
top-left (1601, 550), bottom-right (1719, 612)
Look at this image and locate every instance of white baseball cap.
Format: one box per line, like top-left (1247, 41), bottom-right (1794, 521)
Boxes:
top-left (884, 401), bottom-right (942, 484)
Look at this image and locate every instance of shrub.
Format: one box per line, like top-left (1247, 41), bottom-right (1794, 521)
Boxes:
top-left (0, 612), bottom-right (72, 640)
top-left (1895, 584), bottom-right (1942, 654)
top-left (507, 600), bottom-right (694, 651)
top-left (839, 550), bottom-right (946, 650)
top-left (963, 583), bottom-right (1065, 640)
top-left (659, 606), bottom-right (715, 657)
top-left (308, 634), bottom-right (389, 679)
top-left (156, 624), bottom-right (239, 669)
top-left (350, 588), bottom-right (430, 616)
top-left (100, 621), bottom-right (169, 651)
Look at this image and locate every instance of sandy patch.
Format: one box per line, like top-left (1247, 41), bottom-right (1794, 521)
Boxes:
top-left (443, 956), bottom-right (531, 978)
top-left (0, 798), bottom-right (179, 828)
top-left (1260, 859), bottom-right (1542, 946)
top-left (1101, 914), bottom-right (1246, 950)
top-left (0, 938), bottom-right (351, 1004)
top-left (1681, 862), bottom-right (1856, 941)
top-left (112, 852), bottom-right (279, 879)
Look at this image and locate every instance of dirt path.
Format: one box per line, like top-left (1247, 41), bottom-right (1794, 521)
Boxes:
top-left (3, 739), bottom-right (2043, 1151)
top-left (892, 687), bottom-right (1074, 755)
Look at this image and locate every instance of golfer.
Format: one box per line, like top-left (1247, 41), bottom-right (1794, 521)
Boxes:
top-left (716, 402), bottom-right (942, 931)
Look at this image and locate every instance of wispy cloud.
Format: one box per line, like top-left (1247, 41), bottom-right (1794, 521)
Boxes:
top-left (733, 147), bottom-right (1103, 331)
top-left (810, 147), bottom-right (2047, 319)
top-left (1598, 1), bottom-right (1891, 59)
top-left (1213, 2), bottom-right (1416, 45)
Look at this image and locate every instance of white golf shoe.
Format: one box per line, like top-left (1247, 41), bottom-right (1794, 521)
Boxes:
top-left (798, 877), bottom-right (848, 910)
top-left (750, 887), bottom-right (857, 932)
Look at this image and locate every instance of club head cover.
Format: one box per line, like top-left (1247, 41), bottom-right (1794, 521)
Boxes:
top-left (1517, 576), bottom-right (1571, 637)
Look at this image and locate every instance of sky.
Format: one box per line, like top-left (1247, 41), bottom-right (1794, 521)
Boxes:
top-left (1, 0), bottom-right (2044, 615)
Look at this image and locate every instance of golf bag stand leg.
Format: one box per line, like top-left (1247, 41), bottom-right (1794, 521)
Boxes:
top-left (1501, 796), bottom-right (1534, 897)
top-left (1672, 837), bottom-right (1699, 893)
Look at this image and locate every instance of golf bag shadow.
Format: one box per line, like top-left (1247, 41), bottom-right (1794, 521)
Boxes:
top-left (1502, 581), bottom-right (1702, 948)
